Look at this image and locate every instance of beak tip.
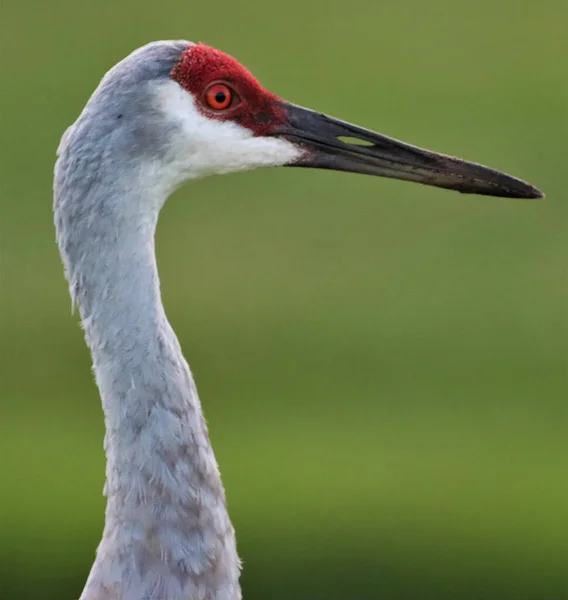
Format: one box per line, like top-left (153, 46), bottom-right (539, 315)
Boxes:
top-left (519, 184), bottom-right (545, 200)
top-left (478, 178), bottom-right (544, 200)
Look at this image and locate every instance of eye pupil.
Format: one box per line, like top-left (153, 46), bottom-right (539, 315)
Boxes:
top-left (215, 91), bottom-right (226, 104)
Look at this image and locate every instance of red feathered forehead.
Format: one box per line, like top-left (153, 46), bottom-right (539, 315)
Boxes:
top-left (170, 43), bottom-right (287, 136)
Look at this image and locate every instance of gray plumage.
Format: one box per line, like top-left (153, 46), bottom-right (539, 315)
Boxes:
top-left (54, 41), bottom-right (242, 600)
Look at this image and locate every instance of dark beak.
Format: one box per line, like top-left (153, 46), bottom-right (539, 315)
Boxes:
top-left (272, 102), bottom-right (543, 199)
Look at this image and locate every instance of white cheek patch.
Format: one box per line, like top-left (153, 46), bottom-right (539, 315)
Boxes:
top-left (153, 80), bottom-right (303, 181)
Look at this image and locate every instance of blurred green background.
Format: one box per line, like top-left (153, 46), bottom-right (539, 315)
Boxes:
top-left (1, 1), bottom-right (566, 599)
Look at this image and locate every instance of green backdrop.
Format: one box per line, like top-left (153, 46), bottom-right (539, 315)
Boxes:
top-left (1, 1), bottom-right (566, 598)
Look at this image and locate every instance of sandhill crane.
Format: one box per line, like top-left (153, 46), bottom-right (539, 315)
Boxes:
top-left (53, 40), bottom-right (542, 600)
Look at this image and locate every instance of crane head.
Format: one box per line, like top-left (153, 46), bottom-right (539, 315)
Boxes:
top-left (81, 41), bottom-right (543, 199)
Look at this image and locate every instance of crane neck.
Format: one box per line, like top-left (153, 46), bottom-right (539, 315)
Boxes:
top-left (54, 172), bottom-right (241, 600)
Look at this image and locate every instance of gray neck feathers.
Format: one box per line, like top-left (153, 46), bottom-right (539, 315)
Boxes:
top-left (53, 58), bottom-right (241, 598)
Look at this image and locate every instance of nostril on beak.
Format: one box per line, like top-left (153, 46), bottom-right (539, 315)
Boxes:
top-left (337, 136), bottom-right (375, 147)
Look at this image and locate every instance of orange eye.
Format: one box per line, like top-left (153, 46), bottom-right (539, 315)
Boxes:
top-left (205, 83), bottom-right (234, 110)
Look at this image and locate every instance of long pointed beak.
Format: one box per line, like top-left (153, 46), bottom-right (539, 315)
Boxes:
top-left (272, 103), bottom-right (543, 199)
